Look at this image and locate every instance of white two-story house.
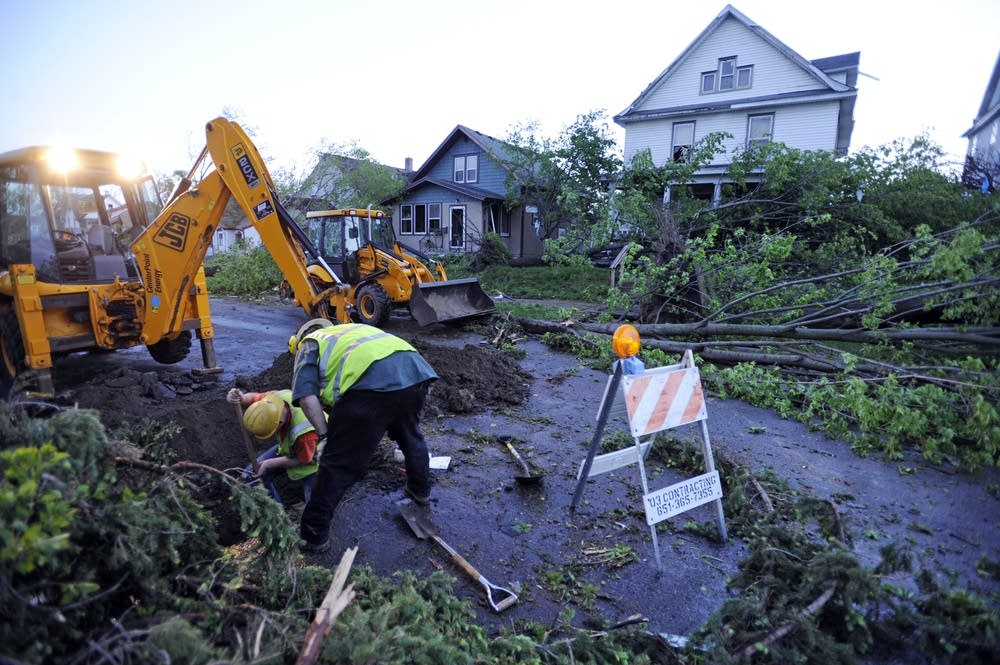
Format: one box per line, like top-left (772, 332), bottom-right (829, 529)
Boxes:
top-left (614, 4), bottom-right (859, 204)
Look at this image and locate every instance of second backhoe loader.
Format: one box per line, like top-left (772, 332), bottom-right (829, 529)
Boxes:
top-left (299, 208), bottom-right (495, 327)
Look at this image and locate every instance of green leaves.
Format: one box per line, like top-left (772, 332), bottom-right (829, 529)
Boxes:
top-left (205, 240), bottom-right (284, 295)
top-left (0, 444), bottom-right (75, 575)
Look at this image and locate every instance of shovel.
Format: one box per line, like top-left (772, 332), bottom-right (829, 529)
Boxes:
top-left (231, 399), bottom-right (259, 474)
top-left (397, 501), bottom-right (518, 613)
top-left (499, 436), bottom-right (543, 485)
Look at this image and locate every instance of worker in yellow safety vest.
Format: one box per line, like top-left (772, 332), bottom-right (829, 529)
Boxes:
top-left (288, 323), bottom-right (438, 554)
top-left (228, 388), bottom-right (329, 504)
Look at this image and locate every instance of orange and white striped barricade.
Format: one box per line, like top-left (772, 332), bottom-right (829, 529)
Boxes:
top-left (573, 349), bottom-right (726, 571)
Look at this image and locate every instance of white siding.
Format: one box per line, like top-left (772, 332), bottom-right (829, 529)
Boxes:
top-left (624, 101), bottom-right (842, 167)
top-left (967, 118), bottom-right (1000, 166)
top-left (637, 17), bottom-right (821, 112)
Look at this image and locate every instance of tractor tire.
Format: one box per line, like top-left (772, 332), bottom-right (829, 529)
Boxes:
top-left (0, 309), bottom-right (26, 399)
top-left (146, 330), bottom-right (193, 364)
top-left (354, 283), bottom-right (391, 327)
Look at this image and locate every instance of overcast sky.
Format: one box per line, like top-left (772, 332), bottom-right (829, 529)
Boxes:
top-left (1, 0), bottom-right (997, 177)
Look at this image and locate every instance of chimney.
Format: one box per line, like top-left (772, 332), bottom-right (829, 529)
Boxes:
top-left (404, 157), bottom-right (413, 172)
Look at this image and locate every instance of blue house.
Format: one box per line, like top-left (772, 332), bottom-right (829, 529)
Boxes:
top-left (385, 125), bottom-right (545, 260)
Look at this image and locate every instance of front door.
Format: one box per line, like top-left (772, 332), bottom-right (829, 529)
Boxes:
top-left (449, 206), bottom-right (465, 249)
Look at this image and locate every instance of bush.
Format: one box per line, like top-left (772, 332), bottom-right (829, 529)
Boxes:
top-left (468, 232), bottom-right (513, 271)
top-left (205, 241), bottom-right (283, 296)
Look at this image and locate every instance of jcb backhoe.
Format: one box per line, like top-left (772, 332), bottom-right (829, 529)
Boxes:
top-left (0, 118), bottom-right (351, 397)
top-left (298, 208), bottom-right (495, 327)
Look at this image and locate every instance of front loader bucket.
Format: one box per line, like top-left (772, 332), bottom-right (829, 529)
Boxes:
top-left (409, 278), bottom-right (495, 326)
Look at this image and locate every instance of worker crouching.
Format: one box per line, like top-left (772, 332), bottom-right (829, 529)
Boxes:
top-left (229, 388), bottom-right (328, 504)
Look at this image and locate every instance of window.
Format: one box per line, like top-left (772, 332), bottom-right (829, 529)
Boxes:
top-left (672, 122), bottom-right (695, 163)
top-left (486, 203), bottom-right (509, 237)
top-left (453, 154), bottom-right (478, 184)
top-left (737, 66), bottom-right (752, 88)
top-left (449, 206), bottom-right (465, 249)
top-left (701, 57), bottom-right (753, 93)
top-left (428, 203), bottom-right (441, 233)
top-left (701, 71), bottom-right (716, 93)
top-left (414, 204), bottom-right (427, 234)
top-left (719, 58), bottom-right (736, 90)
top-left (399, 204), bottom-right (413, 234)
top-left (747, 114), bottom-right (774, 149)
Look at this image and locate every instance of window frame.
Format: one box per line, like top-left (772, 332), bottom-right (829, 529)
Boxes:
top-left (736, 65), bottom-right (753, 88)
top-left (453, 154), bottom-right (479, 184)
top-left (428, 203), bottom-right (441, 233)
top-left (700, 58), bottom-right (753, 93)
top-left (700, 71), bottom-right (716, 94)
top-left (672, 121), bottom-right (695, 163)
top-left (746, 113), bottom-right (774, 149)
top-left (414, 203), bottom-right (427, 234)
top-left (449, 205), bottom-right (466, 249)
top-left (718, 57), bottom-right (736, 91)
top-left (399, 204), bottom-right (414, 235)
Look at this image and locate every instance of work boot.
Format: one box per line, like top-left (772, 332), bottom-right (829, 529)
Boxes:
top-left (404, 485), bottom-right (431, 507)
top-left (300, 538), bottom-right (331, 554)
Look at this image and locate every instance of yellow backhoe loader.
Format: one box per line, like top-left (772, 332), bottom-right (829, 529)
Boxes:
top-left (297, 208), bottom-right (495, 327)
top-left (0, 118), bottom-right (352, 397)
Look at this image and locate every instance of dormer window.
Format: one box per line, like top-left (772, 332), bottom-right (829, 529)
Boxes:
top-left (701, 57), bottom-right (753, 93)
top-left (453, 154), bottom-right (478, 184)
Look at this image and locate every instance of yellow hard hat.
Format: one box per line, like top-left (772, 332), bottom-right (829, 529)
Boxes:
top-left (288, 317), bottom-right (335, 355)
top-left (243, 393), bottom-right (285, 439)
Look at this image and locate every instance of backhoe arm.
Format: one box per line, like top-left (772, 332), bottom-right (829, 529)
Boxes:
top-left (203, 118), bottom-right (349, 322)
top-left (131, 118), bottom-right (350, 344)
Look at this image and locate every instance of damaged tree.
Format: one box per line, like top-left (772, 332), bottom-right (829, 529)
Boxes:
top-left (527, 136), bottom-right (1000, 470)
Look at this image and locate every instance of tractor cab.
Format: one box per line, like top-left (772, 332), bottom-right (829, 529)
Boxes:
top-left (305, 208), bottom-right (393, 283)
top-left (0, 146), bottom-right (162, 285)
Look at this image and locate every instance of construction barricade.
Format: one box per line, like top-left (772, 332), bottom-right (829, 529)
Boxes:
top-left (571, 349), bottom-right (727, 571)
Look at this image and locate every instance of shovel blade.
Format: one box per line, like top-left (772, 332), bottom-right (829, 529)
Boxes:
top-left (397, 499), bottom-right (430, 539)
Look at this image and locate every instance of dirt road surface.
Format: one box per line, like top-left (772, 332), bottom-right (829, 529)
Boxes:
top-left (51, 296), bottom-right (1000, 642)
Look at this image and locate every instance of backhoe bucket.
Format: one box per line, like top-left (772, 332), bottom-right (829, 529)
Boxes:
top-left (409, 278), bottom-right (496, 326)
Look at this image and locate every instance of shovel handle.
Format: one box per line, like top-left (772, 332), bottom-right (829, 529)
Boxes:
top-left (431, 534), bottom-right (481, 581)
top-left (432, 534), bottom-right (517, 613)
top-left (504, 441), bottom-right (532, 475)
top-left (232, 401), bottom-right (259, 474)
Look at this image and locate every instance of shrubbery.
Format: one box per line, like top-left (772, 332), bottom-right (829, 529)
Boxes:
top-left (206, 240), bottom-right (284, 296)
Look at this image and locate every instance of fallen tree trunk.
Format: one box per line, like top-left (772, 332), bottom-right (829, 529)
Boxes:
top-left (517, 318), bottom-right (1000, 350)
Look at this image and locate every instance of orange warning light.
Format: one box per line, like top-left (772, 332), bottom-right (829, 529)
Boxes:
top-left (612, 324), bottom-right (641, 359)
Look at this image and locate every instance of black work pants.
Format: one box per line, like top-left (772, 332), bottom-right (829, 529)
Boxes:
top-left (300, 382), bottom-right (431, 545)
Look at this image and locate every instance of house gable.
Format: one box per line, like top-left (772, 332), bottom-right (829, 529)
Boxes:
top-left (386, 126), bottom-right (544, 260)
top-left (615, 4), bottom-right (858, 172)
top-left (409, 125), bottom-right (518, 198)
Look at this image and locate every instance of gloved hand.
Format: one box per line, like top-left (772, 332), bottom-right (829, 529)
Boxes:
top-left (227, 388), bottom-right (244, 404)
top-left (314, 432), bottom-right (328, 462)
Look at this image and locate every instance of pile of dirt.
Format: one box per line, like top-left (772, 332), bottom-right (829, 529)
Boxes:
top-left (63, 340), bottom-right (532, 543)
top-left (71, 339), bottom-right (528, 442)
top-left (231, 337), bottom-right (532, 416)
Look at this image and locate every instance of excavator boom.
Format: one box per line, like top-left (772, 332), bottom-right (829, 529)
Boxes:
top-left (132, 117), bottom-right (351, 340)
